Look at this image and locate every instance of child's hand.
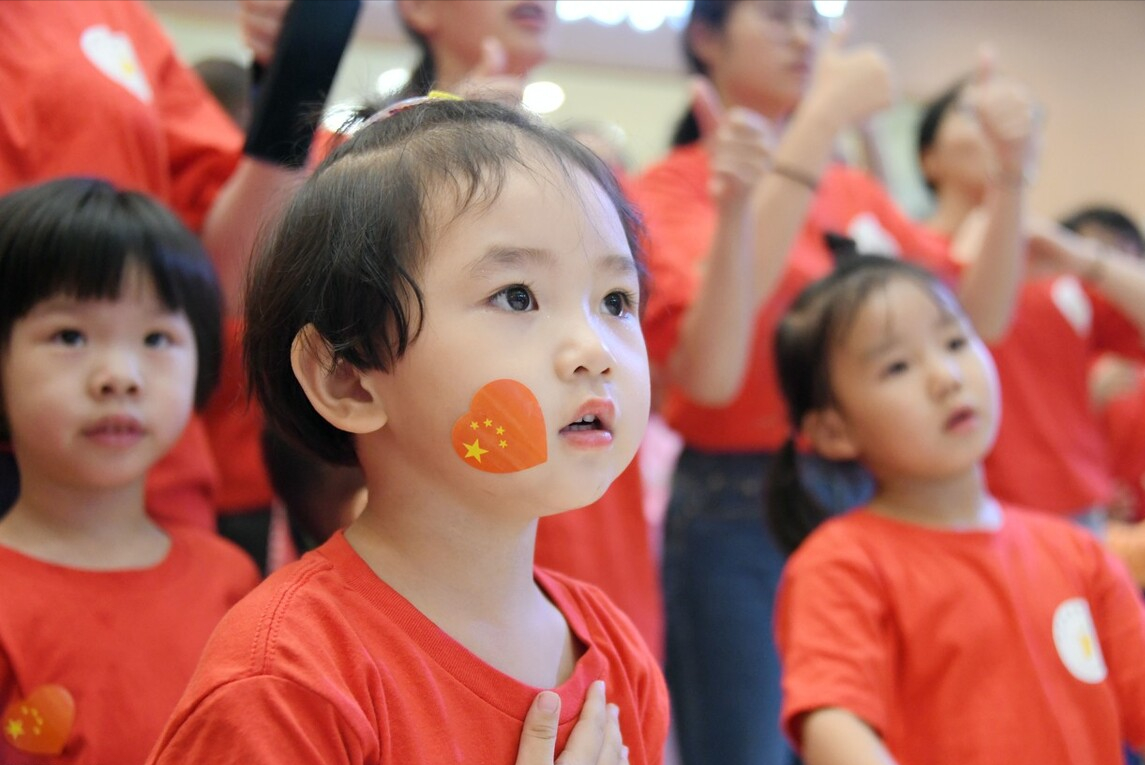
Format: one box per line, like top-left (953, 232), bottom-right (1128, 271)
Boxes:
top-left (963, 47), bottom-right (1040, 185)
top-left (515, 681), bottom-right (628, 765)
top-left (454, 37), bottom-right (526, 106)
top-left (692, 76), bottom-right (775, 207)
top-left (802, 23), bottom-right (893, 131)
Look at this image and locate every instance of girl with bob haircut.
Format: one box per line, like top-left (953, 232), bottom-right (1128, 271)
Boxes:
top-left (148, 98), bottom-right (669, 765)
top-left (0, 177), bottom-right (259, 763)
top-left (767, 255), bottom-right (1145, 764)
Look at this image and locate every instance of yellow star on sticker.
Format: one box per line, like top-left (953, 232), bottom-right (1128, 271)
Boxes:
top-left (5, 717), bottom-right (23, 740)
top-left (496, 426), bottom-right (505, 435)
top-left (469, 421), bottom-right (479, 430)
top-left (484, 418), bottom-right (493, 427)
top-left (463, 438), bottom-right (489, 463)
top-left (499, 440), bottom-right (508, 448)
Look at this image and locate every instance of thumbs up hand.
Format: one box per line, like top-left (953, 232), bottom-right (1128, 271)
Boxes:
top-left (693, 77), bottom-right (776, 206)
top-left (963, 46), bottom-right (1040, 185)
top-left (802, 22), bottom-right (893, 131)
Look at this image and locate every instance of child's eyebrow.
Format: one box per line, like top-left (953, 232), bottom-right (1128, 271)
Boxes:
top-left (464, 247), bottom-right (639, 279)
top-left (465, 246), bottom-right (554, 277)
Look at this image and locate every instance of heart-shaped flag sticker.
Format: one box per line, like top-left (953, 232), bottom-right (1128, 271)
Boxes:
top-left (3, 684), bottom-right (75, 755)
top-left (451, 379), bottom-right (547, 474)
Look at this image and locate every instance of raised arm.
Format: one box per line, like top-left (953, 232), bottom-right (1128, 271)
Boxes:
top-left (950, 52), bottom-right (1040, 342)
top-left (666, 79), bottom-right (775, 404)
top-left (204, 0), bottom-right (358, 315)
top-left (1028, 220), bottom-right (1145, 335)
top-left (743, 27), bottom-right (893, 307)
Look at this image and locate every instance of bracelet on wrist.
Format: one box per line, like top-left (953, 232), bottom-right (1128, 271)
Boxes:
top-left (771, 162), bottom-right (819, 192)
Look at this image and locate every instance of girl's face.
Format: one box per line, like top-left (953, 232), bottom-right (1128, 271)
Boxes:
top-left (818, 277), bottom-right (999, 483)
top-left (367, 152), bottom-right (650, 518)
top-left (401, 0), bottom-right (555, 77)
top-left (0, 268), bottom-right (197, 494)
top-left (923, 96), bottom-right (995, 200)
top-left (692, 0), bottom-right (823, 118)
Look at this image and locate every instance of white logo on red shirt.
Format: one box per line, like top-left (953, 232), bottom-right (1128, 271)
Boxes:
top-left (1050, 275), bottom-right (1093, 337)
top-left (1052, 597), bottom-right (1107, 684)
top-left (846, 213), bottom-right (902, 257)
top-left (80, 25), bottom-right (153, 103)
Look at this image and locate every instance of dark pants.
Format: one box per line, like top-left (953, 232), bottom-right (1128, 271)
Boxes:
top-left (662, 448), bottom-right (872, 765)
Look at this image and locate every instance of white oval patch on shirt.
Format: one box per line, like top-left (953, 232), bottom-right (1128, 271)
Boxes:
top-left (1050, 275), bottom-right (1093, 337)
top-left (1053, 597), bottom-right (1107, 684)
top-left (846, 212), bottom-right (902, 257)
top-left (80, 25), bottom-right (153, 103)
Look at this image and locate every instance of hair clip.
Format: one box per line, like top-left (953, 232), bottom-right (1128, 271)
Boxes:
top-left (361, 90), bottom-right (462, 128)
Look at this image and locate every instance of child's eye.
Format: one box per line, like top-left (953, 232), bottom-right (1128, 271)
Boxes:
top-left (144, 331), bottom-right (173, 348)
top-left (602, 290), bottom-right (637, 318)
top-left (490, 285), bottom-right (536, 312)
top-left (881, 360), bottom-right (909, 378)
top-left (51, 329), bottom-right (85, 347)
top-left (947, 335), bottom-right (968, 352)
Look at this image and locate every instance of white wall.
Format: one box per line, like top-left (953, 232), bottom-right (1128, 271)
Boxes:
top-left (150, 0), bottom-right (1145, 223)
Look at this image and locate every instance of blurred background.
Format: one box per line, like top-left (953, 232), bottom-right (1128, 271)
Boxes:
top-left (150, 0), bottom-right (1145, 224)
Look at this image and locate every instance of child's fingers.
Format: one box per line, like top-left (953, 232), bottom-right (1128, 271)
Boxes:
top-left (690, 76), bottom-right (724, 141)
top-left (515, 691), bottom-right (561, 765)
top-left (594, 703), bottom-right (627, 765)
top-left (555, 680), bottom-right (607, 764)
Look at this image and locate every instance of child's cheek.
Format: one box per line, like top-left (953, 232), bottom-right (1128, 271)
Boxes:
top-left (450, 379), bottom-right (547, 474)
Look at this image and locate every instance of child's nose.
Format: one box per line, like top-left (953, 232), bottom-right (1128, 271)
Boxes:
top-left (556, 314), bottom-right (615, 381)
top-left (91, 351), bottom-right (142, 397)
top-left (929, 356), bottom-right (964, 398)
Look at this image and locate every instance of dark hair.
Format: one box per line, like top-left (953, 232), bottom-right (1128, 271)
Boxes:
top-left (0, 177), bottom-right (223, 408)
top-left (916, 77), bottom-right (969, 194)
top-left (261, 426), bottom-right (364, 553)
top-left (1060, 205), bottom-right (1145, 257)
top-left (671, 0), bottom-right (738, 147)
top-left (766, 256), bottom-right (954, 553)
top-left (244, 99), bottom-right (645, 466)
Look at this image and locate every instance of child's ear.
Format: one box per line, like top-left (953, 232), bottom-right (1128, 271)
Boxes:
top-left (291, 324), bottom-right (388, 435)
top-left (801, 408), bottom-right (860, 462)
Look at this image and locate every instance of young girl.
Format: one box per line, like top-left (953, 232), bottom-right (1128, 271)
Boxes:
top-left (767, 255), bottom-right (1145, 764)
top-left (0, 177), bottom-right (260, 763)
top-left (298, 0), bottom-right (666, 662)
top-left (147, 98), bottom-right (669, 764)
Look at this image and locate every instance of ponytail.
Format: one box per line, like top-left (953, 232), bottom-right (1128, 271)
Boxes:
top-left (766, 437), bottom-right (830, 555)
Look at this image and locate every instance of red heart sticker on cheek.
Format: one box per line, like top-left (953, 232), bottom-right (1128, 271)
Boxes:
top-left (451, 379), bottom-right (547, 474)
top-left (2, 684), bottom-right (75, 755)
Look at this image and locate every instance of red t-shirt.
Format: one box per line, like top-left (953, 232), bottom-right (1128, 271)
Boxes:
top-left (0, 0), bottom-right (245, 529)
top-left (985, 275), bottom-right (1145, 515)
top-left (147, 532), bottom-right (671, 764)
top-left (1100, 367), bottom-right (1145, 518)
top-left (0, 526), bottom-right (259, 764)
top-left (776, 506), bottom-right (1145, 764)
top-left (631, 143), bottom-right (954, 452)
top-left (201, 319), bottom-right (274, 514)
